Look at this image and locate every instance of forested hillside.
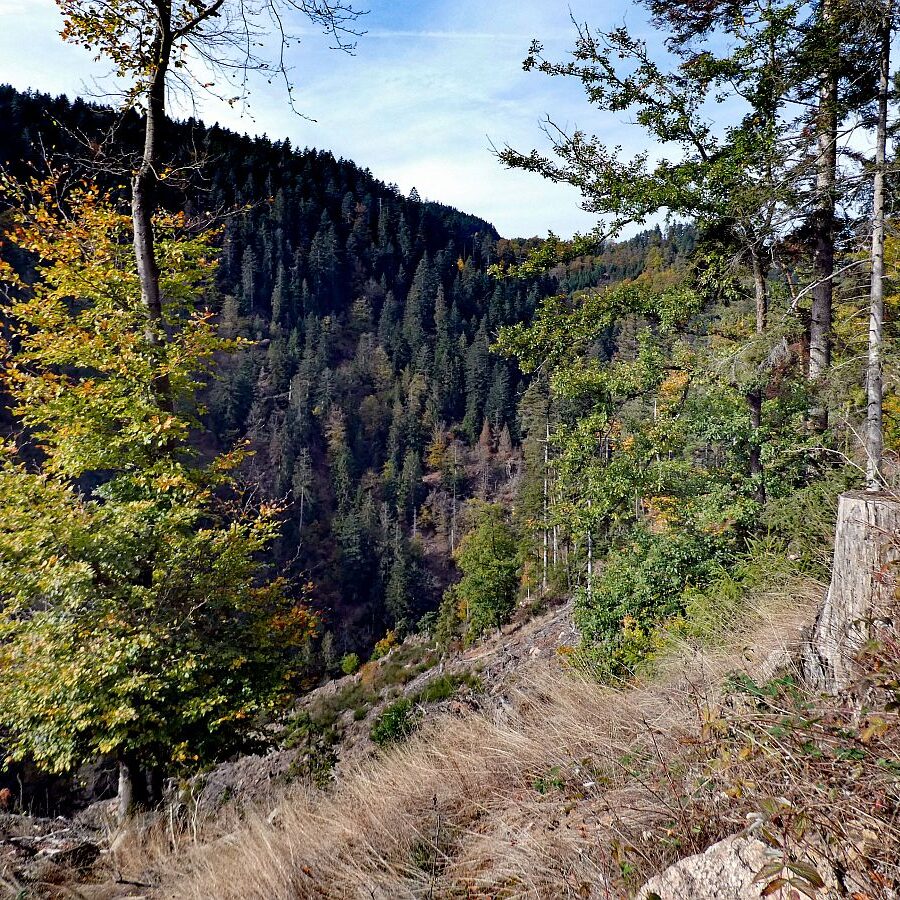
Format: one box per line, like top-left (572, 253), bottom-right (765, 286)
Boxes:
top-left (0, 85), bottom-right (694, 663)
top-left (482, 0), bottom-right (900, 686)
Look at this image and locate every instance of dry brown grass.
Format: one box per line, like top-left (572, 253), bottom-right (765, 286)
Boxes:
top-left (162, 582), bottom-right (821, 900)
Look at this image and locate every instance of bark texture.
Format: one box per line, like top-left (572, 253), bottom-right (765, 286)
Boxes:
top-left (866, 7), bottom-right (890, 489)
top-left (131, 8), bottom-right (174, 409)
top-left (748, 249), bottom-right (767, 504)
top-left (117, 755), bottom-right (148, 823)
top-left (808, 69), bottom-right (837, 386)
top-left (803, 491), bottom-right (900, 692)
top-left (807, 0), bottom-right (838, 434)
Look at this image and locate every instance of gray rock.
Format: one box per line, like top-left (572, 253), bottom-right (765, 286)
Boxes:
top-left (40, 838), bottom-right (101, 870)
top-left (635, 835), bottom-right (774, 900)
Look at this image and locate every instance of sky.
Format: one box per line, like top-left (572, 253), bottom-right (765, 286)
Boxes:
top-left (0, 0), bottom-right (660, 238)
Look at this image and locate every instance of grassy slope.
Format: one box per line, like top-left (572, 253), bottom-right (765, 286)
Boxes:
top-left (165, 579), bottom-right (822, 899)
top-left (21, 552), bottom-right (900, 899)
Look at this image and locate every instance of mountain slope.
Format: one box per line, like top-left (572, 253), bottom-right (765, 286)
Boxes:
top-left (0, 85), bottom-right (537, 657)
top-left (0, 86), bottom-right (694, 669)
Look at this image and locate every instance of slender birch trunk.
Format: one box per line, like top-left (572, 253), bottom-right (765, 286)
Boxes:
top-left (749, 249), bottom-right (767, 504)
top-left (867, 3), bottom-right (891, 490)
top-left (542, 423), bottom-right (549, 594)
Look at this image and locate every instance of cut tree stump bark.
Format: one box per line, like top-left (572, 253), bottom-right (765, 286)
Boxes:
top-left (803, 491), bottom-right (900, 692)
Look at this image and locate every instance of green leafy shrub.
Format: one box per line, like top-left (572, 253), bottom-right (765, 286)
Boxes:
top-left (676, 537), bottom-right (798, 641)
top-left (435, 586), bottom-right (463, 649)
top-left (760, 471), bottom-right (851, 574)
top-left (573, 620), bottom-right (667, 682)
top-left (576, 528), bottom-right (731, 656)
top-left (417, 671), bottom-right (481, 704)
top-left (340, 653), bottom-right (361, 676)
top-left (417, 676), bottom-right (458, 704)
top-left (378, 658), bottom-right (415, 688)
top-left (453, 503), bottom-right (520, 642)
top-left (370, 698), bottom-right (419, 746)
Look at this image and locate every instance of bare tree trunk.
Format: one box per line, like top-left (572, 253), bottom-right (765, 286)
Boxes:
top-left (586, 523), bottom-right (593, 606)
top-left (117, 754), bottom-right (148, 823)
top-left (117, 761), bottom-right (133, 823)
top-left (132, 95), bottom-right (164, 323)
top-left (809, 88), bottom-right (837, 380)
top-left (867, 5), bottom-right (891, 490)
top-left (552, 521), bottom-right (558, 569)
top-left (747, 390), bottom-right (765, 504)
top-left (749, 249), bottom-right (767, 504)
top-left (133, 11), bottom-right (174, 408)
top-left (542, 423), bottom-right (549, 595)
top-left (808, 5), bottom-right (838, 424)
top-left (147, 765), bottom-right (164, 808)
top-left (587, 534), bottom-right (593, 602)
top-left (803, 492), bottom-right (900, 691)
top-left (750, 248), bottom-right (767, 335)
top-left (450, 444), bottom-right (458, 553)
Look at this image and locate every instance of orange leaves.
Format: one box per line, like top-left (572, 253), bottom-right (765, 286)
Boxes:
top-left (150, 414), bottom-right (177, 435)
top-left (657, 370), bottom-right (690, 409)
top-left (643, 495), bottom-right (679, 533)
top-left (0, 256), bottom-right (22, 291)
top-left (266, 599), bottom-right (320, 653)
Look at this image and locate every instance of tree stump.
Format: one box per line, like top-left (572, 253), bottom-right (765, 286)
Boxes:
top-left (803, 491), bottom-right (900, 692)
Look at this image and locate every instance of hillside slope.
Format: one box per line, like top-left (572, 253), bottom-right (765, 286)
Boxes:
top-left (168, 574), bottom-right (821, 899)
top-left (0, 86), bottom-right (696, 673)
top-left (0, 574), bottom-right (817, 899)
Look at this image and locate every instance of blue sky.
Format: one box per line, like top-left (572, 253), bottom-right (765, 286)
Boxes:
top-left (0, 0), bottom-right (660, 237)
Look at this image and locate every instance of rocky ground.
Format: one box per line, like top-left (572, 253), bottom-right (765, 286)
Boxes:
top-left (0, 811), bottom-right (118, 899)
top-left (196, 596), bottom-right (578, 807)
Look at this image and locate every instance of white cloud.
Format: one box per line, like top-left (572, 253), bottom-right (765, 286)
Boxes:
top-left (0, 0), bottom-right (660, 237)
top-left (297, 28), bottom-right (536, 41)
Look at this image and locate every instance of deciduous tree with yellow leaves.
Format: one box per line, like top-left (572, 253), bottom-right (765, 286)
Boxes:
top-left (0, 178), bottom-right (316, 818)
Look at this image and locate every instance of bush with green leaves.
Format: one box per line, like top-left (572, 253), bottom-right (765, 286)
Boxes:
top-left (585, 529), bottom-right (730, 633)
top-left (370, 698), bottom-right (419, 746)
top-left (340, 653), bottom-right (361, 676)
top-left (575, 526), bottom-right (734, 678)
top-left (452, 502), bottom-right (520, 642)
top-left (418, 671), bottom-right (481, 704)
